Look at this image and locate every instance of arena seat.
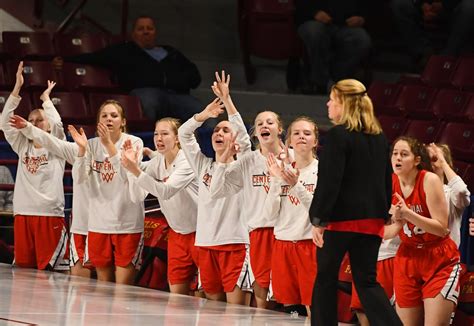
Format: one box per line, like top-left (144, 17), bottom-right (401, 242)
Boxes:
top-left (421, 55), bottom-right (458, 87)
top-left (404, 119), bottom-right (444, 144)
top-left (368, 81), bottom-right (403, 116)
top-left (88, 93), bottom-right (153, 132)
top-left (54, 33), bottom-right (108, 57)
top-left (437, 122), bottom-right (474, 163)
top-left (394, 84), bottom-right (438, 119)
top-left (378, 115), bottom-right (408, 144)
top-left (431, 89), bottom-right (471, 121)
top-left (32, 91), bottom-right (92, 125)
top-left (6, 61), bottom-right (58, 89)
top-left (451, 56), bottom-right (474, 91)
top-left (2, 31), bottom-right (55, 60)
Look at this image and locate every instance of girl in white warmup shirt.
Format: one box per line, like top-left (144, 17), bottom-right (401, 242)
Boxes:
top-left (121, 117), bottom-right (200, 295)
top-left (265, 116), bottom-right (319, 316)
top-left (9, 115), bottom-right (92, 278)
top-left (178, 72), bottom-right (253, 305)
top-left (1, 61), bottom-right (68, 271)
top-left (209, 107), bottom-right (285, 308)
top-left (426, 143), bottom-right (470, 247)
top-left (69, 99), bottom-right (144, 285)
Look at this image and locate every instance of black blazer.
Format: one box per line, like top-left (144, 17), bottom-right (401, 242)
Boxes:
top-left (309, 125), bottom-right (392, 226)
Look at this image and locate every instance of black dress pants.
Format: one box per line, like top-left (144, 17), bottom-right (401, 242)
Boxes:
top-left (311, 230), bottom-right (402, 326)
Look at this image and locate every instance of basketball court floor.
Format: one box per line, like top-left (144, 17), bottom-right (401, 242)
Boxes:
top-left (0, 263), bottom-right (308, 325)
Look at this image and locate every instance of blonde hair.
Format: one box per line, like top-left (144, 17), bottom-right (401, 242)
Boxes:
top-left (285, 116), bottom-right (319, 157)
top-left (28, 108), bottom-right (51, 132)
top-left (249, 110), bottom-right (284, 148)
top-left (96, 99), bottom-right (127, 133)
top-left (155, 117), bottom-right (181, 149)
top-left (435, 143), bottom-right (453, 168)
top-left (331, 79), bottom-right (382, 135)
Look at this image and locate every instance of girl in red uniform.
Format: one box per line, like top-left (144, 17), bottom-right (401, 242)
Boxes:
top-left (385, 136), bottom-right (461, 326)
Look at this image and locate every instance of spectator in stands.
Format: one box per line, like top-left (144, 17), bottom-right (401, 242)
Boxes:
top-left (54, 15), bottom-right (202, 123)
top-left (295, 0), bottom-right (371, 94)
top-left (0, 166), bottom-right (14, 212)
top-left (390, 0), bottom-right (474, 65)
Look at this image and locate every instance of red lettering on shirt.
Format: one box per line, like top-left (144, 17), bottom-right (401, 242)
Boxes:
top-left (22, 154), bottom-right (48, 174)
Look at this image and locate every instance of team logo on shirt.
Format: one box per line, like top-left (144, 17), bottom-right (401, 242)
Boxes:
top-left (280, 182), bottom-right (315, 206)
top-left (252, 172), bottom-right (271, 193)
top-left (202, 172), bottom-right (212, 188)
top-left (409, 204), bottom-right (424, 214)
top-left (22, 154), bottom-right (48, 174)
top-left (402, 203), bottom-right (426, 237)
top-left (91, 158), bottom-right (116, 183)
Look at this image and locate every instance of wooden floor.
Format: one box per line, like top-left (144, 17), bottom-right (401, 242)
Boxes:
top-left (0, 263), bottom-right (309, 326)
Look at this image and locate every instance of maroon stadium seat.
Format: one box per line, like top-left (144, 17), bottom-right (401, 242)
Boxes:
top-left (32, 91), bottom-right (92, 125)
top-left (462, 163), bottom-right (474, 191)
top-left (0, 90), bottom-right (33, 118)
top-left (238, 0), bottom-right (301, 83)
top-left (394, 84), bottom-right (438, 119)
top-left (404, 119), bottom-right (444, 144)
top-left (451, 57), bottom-right (474, 90)
top-left (464, 94), bottom-right (474, 122)
top-left (0, 63), bottom-right (9, 90)
top-left (368, 81), bottom-right (403, 116)
top-left (6, 60), bottom-right (58, 89)
top-left (437, 122), bottom-right (474, 163)
top-left (54, 33), bottom-right (108, 57)
top-left (431, 89), bottom-right (471, 121)
top-left (378, 115), bottom-right (408, 144)
top-left (88, 93), bottom-right (153, 132)
top-left (2, 31), bottom-right (55, 59)
top-left (70, 124), bottom-right (97, 138)
top-left (453, 160), bottom-right (470, 180)
top-left (61, 63), bottom-right (115, 91)
top-left (421, 55), bottom-right (458, 87)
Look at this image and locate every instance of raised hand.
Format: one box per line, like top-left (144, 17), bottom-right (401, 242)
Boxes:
top-left (266, 153), bottom-right (283, 178)
top-left (97, 122), bottom-right (113, 146)
top-left (9, 115), bottom-right (28, 129)
top-left (121, 140), bottom-right (141, 176)
top-left (68, 125), bottom-right (88, 150)
top-left (122, 138), bottom-right (132, 151)
top-left (211, 70), bottom-right (230, 100)
top-left (40, 80), bottom-right (57, 102)
top-left (427, 143), bottom-right (446, 165)
top-left (393, 193), bottom-right (410, 221)
top-left (219, 132), bottom-right (240, 163)
top-left (194, 98), bottom-right (225, 122)
top-left (12, 61), bottom-right (24, 96)
top-left (281, 166), bottom-right (300, 187)
top-left (277, 139), bottom-right (294, 165)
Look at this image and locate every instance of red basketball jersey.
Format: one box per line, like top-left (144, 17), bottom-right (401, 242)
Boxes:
top-left (392, 171), bottom-right (448, 245)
